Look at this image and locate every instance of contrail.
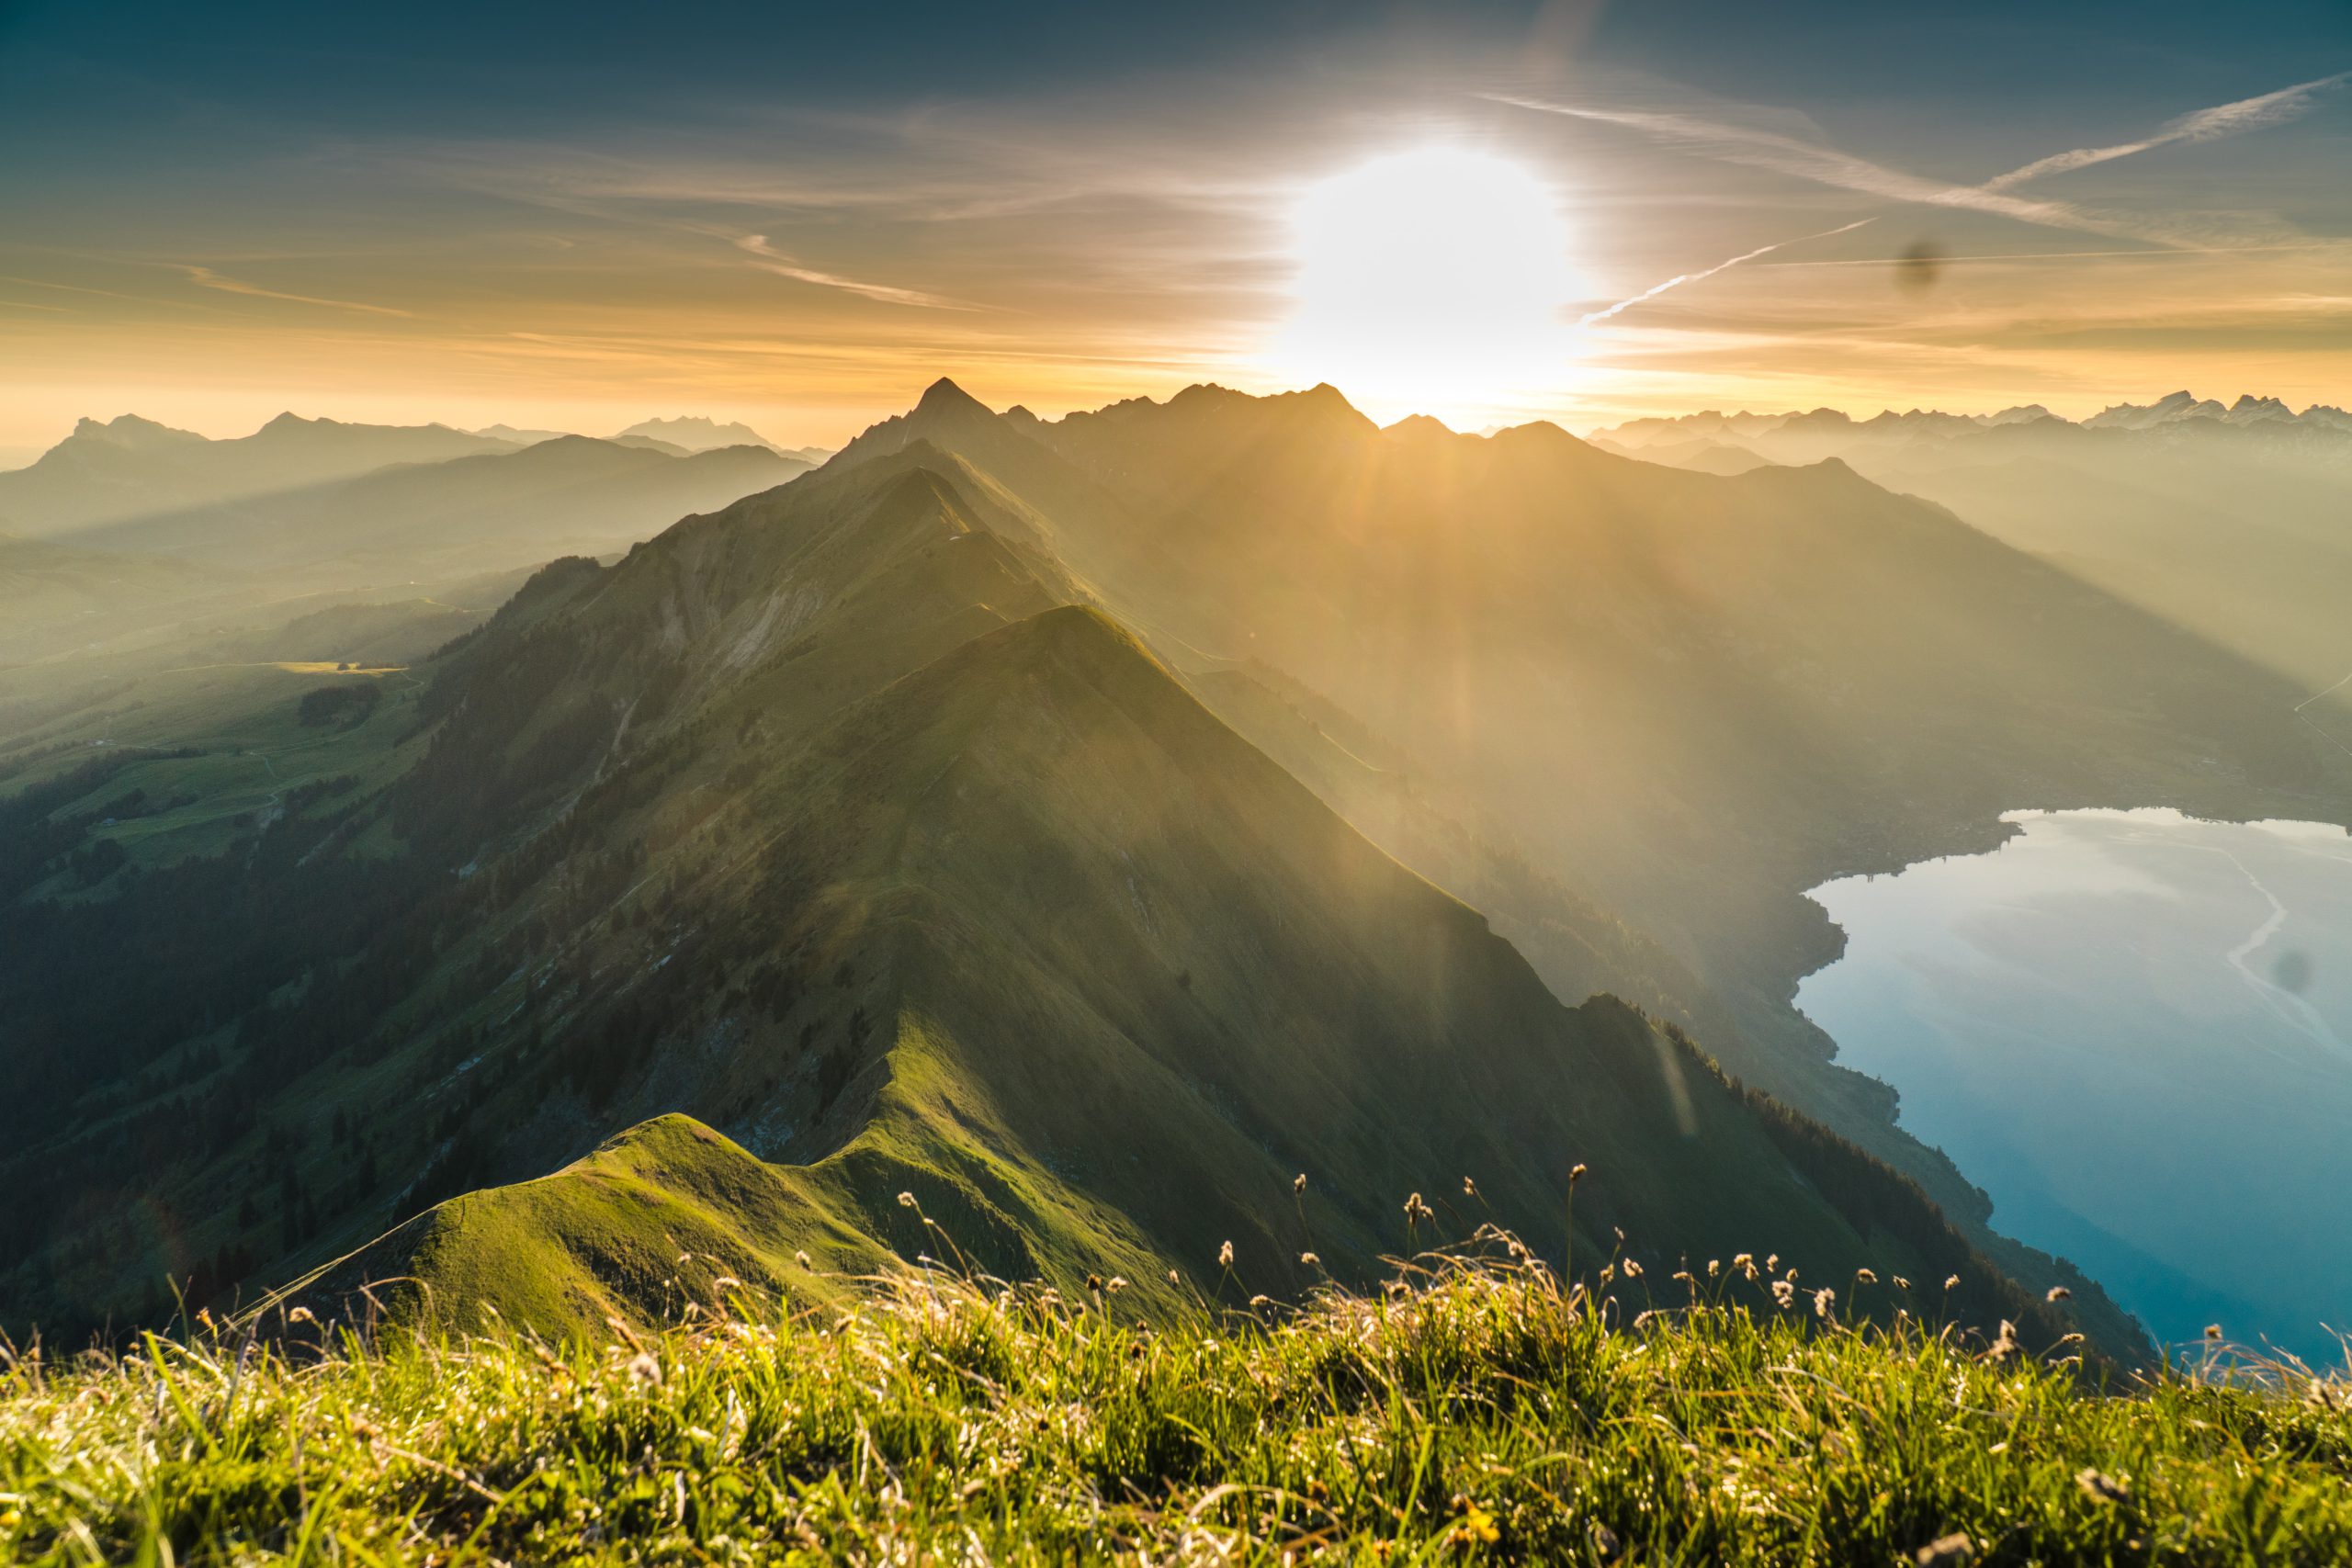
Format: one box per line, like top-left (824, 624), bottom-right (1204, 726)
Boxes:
top-left (1490, 70), bottom-right (2345, 249)
top-left (1577, 219), bottom-right (1873, 327)
top-left (1984, 71), bottom-right (2349, 191)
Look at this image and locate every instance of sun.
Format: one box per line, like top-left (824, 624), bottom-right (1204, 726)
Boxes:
top-left (1268, 146), bottom-right (1581, 423)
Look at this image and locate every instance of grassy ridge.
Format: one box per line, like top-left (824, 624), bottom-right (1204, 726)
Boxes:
top-left (5, 1247), bottom-right (2346, 1564)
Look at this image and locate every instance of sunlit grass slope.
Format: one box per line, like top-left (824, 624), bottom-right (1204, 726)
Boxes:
top-left (7, 1252), bottom-right (2348, 1564)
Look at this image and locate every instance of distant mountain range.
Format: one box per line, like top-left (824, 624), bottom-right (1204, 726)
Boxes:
top-left (1598, 390), bottom-right (2352, 448)
top-left (0, 417), bottom-right (820, 660)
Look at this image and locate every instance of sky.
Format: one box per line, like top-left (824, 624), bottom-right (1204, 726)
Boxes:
top-left (2, 0), bottom-right (2346, 457)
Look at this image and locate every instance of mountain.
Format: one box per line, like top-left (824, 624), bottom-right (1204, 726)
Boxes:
top-left (614, 415), bottom-right (785, 454)
top-left (60, 435), bottom-right (810, 582)
top-left (0, 414), bottom-right (521, 535)
top-left (1595, 394), bottom-right (2352, 691)
top-left (0, 532), bottom-right (243, 664)
top-left (798, 381), bottom-right (2343, 1343)
top-left (0, 435), bottom-right (2082, 1359)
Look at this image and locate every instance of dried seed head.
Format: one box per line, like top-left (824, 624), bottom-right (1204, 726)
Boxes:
top-left (2206, 1324), bottom-right (2224, 1340)
top-left (1569, 1163), bottom-right (1589, 1184)
top-left (1854, 1269), bottom-right (1877, 1285)
top-left (1813, 1287), bottom-right (1836, 1320)
top-left (2046, 1286), bottom-right (2072, 1303)
top-left (1293, 1173), bottom-right (1306, 1194)
top-left (1914, 1533), bottom-right (1974, 1568)
top-left (1945, 1275), bottom-right (1962, 1292)
top-left (1217, 1240), bottom-right (1235, 1269)
top-left (1300, 1252), bottom-right (1321, 1267)
top-left (896, 1191), bottom-right (917, 1208)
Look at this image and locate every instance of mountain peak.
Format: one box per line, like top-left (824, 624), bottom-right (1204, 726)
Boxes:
top-left (916, 377), bottom-right (992, 418)
top-left (1382, 413), bottom-right (1455, 439)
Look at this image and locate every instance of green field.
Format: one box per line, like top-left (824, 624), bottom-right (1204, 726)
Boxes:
top-left (3, 1247), bottom-right (2346, 1564)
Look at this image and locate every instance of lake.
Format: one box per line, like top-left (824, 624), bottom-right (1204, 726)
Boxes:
top-left (1795, 807), bottom-right (2352, 1363)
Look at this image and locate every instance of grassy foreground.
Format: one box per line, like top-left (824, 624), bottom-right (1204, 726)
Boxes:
top-left (2, 1246), bottom-right (2347, 1565)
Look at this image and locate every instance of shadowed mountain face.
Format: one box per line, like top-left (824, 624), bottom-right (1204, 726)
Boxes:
top-left (0, 439), bottom-right (2072, 1356)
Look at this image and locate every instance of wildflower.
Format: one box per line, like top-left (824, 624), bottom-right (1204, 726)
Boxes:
top-left (2205, 1324), bottom-right (2223, 1340)
top-left (1250, 1294), bottom-right (1272, 1308)
top-left (1622, 1258), bottom-right (1643, 1279)
top-left (1894, 1276), bottom-right (1911, 1291)
top-left (2046, 1286), bottom-right (2072, 1303)
top-left (1168, 1269), bottom-right (1181, 1286)
top-left (1813, 1287), bottom-right (1836, 1320)
top-left (1300, 1252), bottom-right (1321, 1267)
top-left (1986, 1321), bottom-right (2019, 1361)
top-left (1707, 1259), bottom-right (1720, 1278)
top-left (1569, 1163), bottom-right (1588, 1184)
top-left (1733, 1253), bottom-right (1753, 1270)
top-left (287, 1305), bottom-right (317, 1325)
top-left (1294, 1173), bottom-right (1306, 1194)
top-left (796, 1250), bottom-right (812, 1269)
top-left (897, 1191), bottom-right (916, 1208)
top-left (1765, 1254), bottom-right (1779, 1271)
top-left (626, 1352), bottom-right (662, 1385)
top-left (1854, 1268), bottom-right (1877, 1285)
top-left (1634, 1310), bottom-right (1656, 1330)
top-left (1217, 1241), bottom-right (1235, 1269)
top-left (1453, 1503), bottom-right (1499, 1545)
top-left (1914, 1533), bottom-right (1974, 1568)
top-left (1772, 1280), bottom-right (1795, 1309)
top-left (1104, 1276), bottom-right (1128, 1293)
top-left (1463, 1176), bottom-right (1478, 1196)
top-left (1945, 1275), bottom-right (1961, 1292)
top-left (2075, 1469), bottom-right (2131, 1504)
top-left (1087, 1274), bottom-right (1105, 1292)
top-left (1402, 1191), bottom-right (1434, 1223)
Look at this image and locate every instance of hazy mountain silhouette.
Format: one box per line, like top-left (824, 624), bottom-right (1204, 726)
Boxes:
top-left (0, 414), bottom-right (521, 534)
top-left (1599, 395), bottom-right (2352, 690)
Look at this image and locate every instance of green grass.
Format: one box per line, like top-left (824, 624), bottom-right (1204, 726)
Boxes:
top-left (6, 1245), bottom-right (2346, 1564)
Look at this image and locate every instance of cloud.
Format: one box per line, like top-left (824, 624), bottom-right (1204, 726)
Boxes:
top-left (733, 235), bottom-right (979, 310)
top-left (1984, 72), bottom-right (2350, 191)
top-left (1579, 219), bottom-right (1873, 327)
top-left (178, 265), bottom-right (414, 317)
top-left (1488, 88), bottom-right (2318, 249)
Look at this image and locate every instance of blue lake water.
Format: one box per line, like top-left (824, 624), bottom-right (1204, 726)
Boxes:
top-left (1795, 807), bottom-right (2352, 1363)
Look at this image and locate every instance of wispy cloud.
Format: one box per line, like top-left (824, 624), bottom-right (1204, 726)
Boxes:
top-left (1984, 72), bottom-right (2350, 191)
top-left (177, 265), bottom-right (415, 317)
top-left (1579, 219), bottom-right (1873, 326)
top-left (732, 235), bottom-right (979, 310)
top-left (1488, 80), bottom-right (2333, 250)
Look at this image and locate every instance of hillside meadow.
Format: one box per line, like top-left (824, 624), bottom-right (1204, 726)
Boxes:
top-left (3, 1239), bottom-right (2346, 1565)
